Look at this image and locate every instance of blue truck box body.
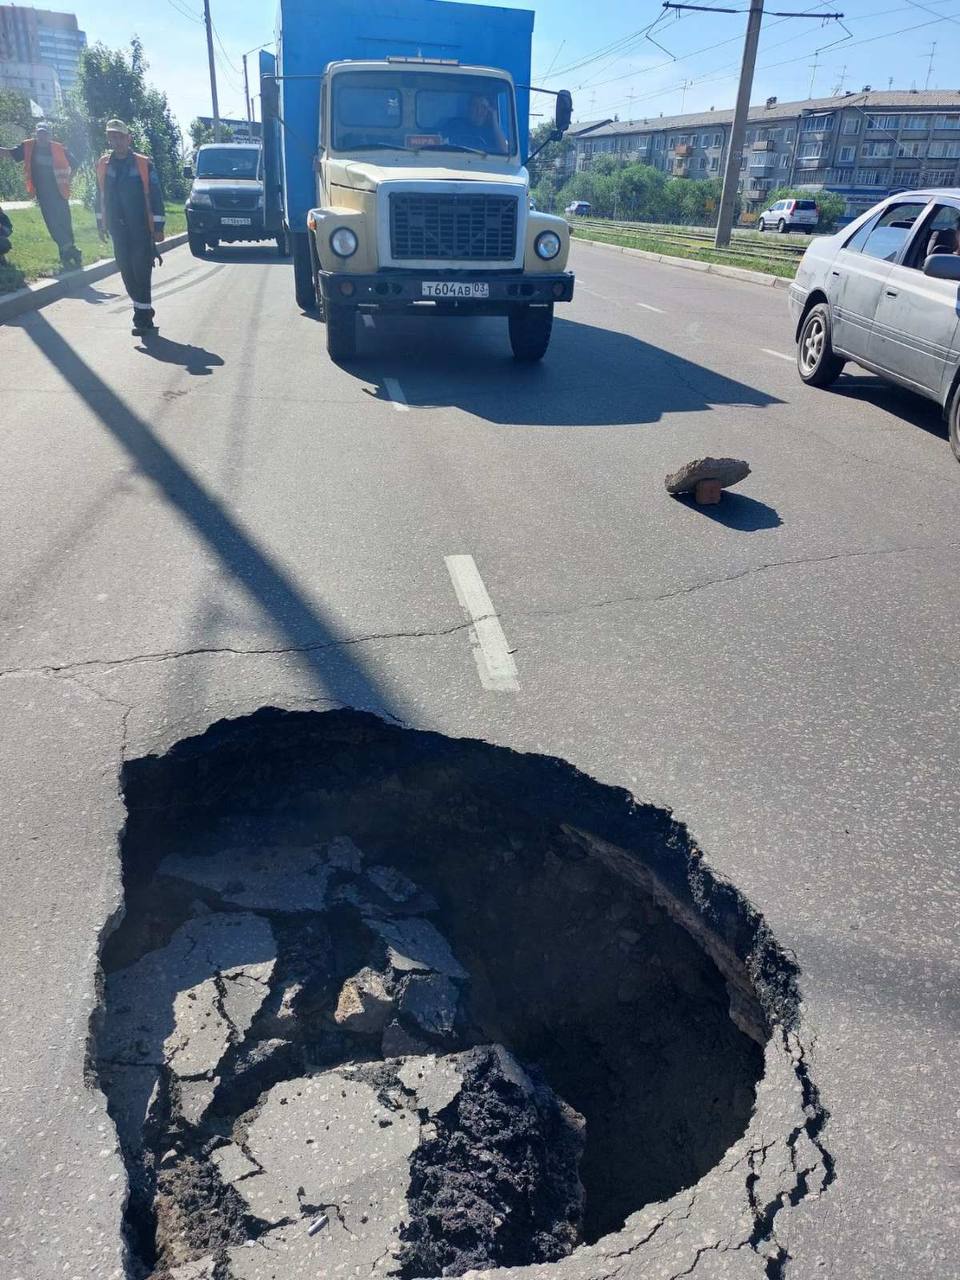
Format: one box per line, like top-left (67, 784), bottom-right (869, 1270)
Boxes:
top-left (262, 0), bottom-right (534, 233)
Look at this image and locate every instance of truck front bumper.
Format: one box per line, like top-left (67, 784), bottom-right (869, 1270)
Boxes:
top-left (318, 270), bottom-right (575, 313)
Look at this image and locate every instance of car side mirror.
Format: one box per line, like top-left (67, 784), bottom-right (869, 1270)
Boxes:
top-left (182, 165), bottom-right (193, 179)
top-left (923, 253), bottom-right (960, 281)
top-left (555, 90), bottom-right (572, 136)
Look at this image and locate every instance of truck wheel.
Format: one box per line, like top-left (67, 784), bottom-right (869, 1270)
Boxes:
top-left (291, 231), bottom-right (317, 311)
top-left (509, 304), bottom-right (554, 362)
top-left (188, 233), bottom-right (206, 258)
top-left (326, 304), bottom-right (357, 360)
top-left (276, 232), bottom-right (288, 257)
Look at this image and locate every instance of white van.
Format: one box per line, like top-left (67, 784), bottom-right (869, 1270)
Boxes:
top-left (758, 198), bottom-right (819, 233)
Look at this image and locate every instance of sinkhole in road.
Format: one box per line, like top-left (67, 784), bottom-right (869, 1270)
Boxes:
top-left (93, 708), bottom-right (799, 1280)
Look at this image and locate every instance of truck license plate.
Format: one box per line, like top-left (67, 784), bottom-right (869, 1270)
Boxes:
top-left (422, 281), bottom-right (489, 298)
top-left (221, 216), bottom-right (252, 226)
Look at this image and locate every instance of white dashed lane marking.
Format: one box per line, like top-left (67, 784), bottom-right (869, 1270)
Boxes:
top-left (445, 555), bottom-right (519, 693)
top-left (762, 348), bottom-right (794, 362)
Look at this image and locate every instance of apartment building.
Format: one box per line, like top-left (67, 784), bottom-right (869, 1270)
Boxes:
top-left (574, 90), bottom-right (960, 219)
top-left (0, 5), bottom-right (86, 98)
top-left (0, 59), bottom-right (61, 114)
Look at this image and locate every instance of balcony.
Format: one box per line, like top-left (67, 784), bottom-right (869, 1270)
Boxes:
top-left (673, 143), bottom-right (692, 157)
top-left (672, 159), bottom-right (690, 176)
top-left (752, 139), bottom-right (774, 152)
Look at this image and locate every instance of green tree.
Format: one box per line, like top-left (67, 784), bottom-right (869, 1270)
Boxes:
top-left (189, 118), bottom-right (235, 150)
top-left (0, 88), bottom-right (35, 199)
top-left (765, 185), bottom-right (845, 232)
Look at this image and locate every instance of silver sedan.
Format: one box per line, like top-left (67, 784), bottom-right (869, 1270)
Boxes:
top-left (788, 189), bottom-right (960, 461)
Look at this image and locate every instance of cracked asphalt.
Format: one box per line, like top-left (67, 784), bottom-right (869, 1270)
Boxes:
top-left (1, 238), bottom-right (959, 1278)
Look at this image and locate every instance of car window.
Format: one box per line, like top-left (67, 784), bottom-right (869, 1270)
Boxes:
top-left (843, 201), bottom-right (929, 262)
top-left (795, 200), bottom-right (817, 211)
top-left (901, 202), bottom-right (960, 270)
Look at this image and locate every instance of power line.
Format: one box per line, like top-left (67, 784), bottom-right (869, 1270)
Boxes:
top-left (164, 0), bottom-right (203, 23)
top-left (211, 22), bottom-right (241, 74)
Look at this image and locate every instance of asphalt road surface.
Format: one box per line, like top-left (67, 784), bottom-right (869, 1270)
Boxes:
top-left (1, 239), bottom-right (958, 1279)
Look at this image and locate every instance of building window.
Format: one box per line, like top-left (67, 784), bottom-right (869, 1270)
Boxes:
top-left (853, 168), bottom-right (886, 185)
top-left (698, 155), bottom-right (707, 169)
top-left (866, 114), bottom-right (900, 131)
top-left (901, 114), bottom-right (930, 131)
top-left (801, 113), bottom-right (834, 132)
top-left (713, 132), bottom-right (722, 147)
top-left (797, 141), bottom-right (823, 159)
top-left (929, 141), bottom-right (960, 158)
top-left (783, 127), bottom-right (795, 143)
top-left (896, 141), bottom-right (927, 158)
top-left (655, 135), bottom-right (664, 150)
top-left (837, 145), bottom-right (855, 164)
top-left (934, 113), bottom-right (960, 129)
top-left (841, 115), bottom-right (861, 135)
top-left (896, 171), bottom-right (922, 188)
top-left (779, 151), bottom-right (790, 167)
top-left (710, 155), bottom-right (719, 171)
top-left (925, 168), bottom-right (956, 185)
top-left (861, 141), bottom-right (894, 158)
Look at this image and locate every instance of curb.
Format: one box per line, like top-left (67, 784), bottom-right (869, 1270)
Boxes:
top-left (574, 236), bottom-right (794, 291)
top-left (0, 233), bottom-right (189, 324)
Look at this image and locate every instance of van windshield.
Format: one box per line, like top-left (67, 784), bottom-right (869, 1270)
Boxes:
top-left (331, 70), bottom-right (516, 157)
top-left (196, 147), bottom-right (261, 179)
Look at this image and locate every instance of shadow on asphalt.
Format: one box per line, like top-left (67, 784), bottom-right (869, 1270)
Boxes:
top-left (18, 311), bottom-right (401, 715)
top-left (346, 314), bottom-right (783, 427)
top-left (672, 492), bottom-right (783, 532)
top-left (197, 244), bottom-right (289, 265)
top-left (135, 333), bottom-right (225, 376)
top-left (832, 374), bottom-right (950, 444)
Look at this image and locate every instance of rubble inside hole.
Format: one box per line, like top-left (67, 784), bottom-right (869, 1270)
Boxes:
top-left (93, 709), bottom-right (794, 1280)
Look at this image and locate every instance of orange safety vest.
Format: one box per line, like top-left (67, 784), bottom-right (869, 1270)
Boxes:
top-left (22, 138), bottom-right (72, 200)
top-left (96, 151), bottom-right (155, 239)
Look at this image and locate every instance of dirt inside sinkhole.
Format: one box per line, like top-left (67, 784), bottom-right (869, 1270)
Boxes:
top-left (92, 708), bottom-right (797, 1280)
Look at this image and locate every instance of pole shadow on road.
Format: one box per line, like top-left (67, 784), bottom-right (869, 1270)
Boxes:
top-left (671, 492), bottom-right (783, 532)
top-left (19, 312), bottom-right (401, 715)
top-left (135, 333), bottom-right (225, 376)
top-left (353, 315), bottom-right (783, 427)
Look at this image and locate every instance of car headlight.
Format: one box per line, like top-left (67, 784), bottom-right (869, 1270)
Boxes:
top-left (535, 230), bottom-right (562, 260)
top-left (189, 191), bottom-right (212, 208)
top-left (330, 227), bottom-right (358, 258)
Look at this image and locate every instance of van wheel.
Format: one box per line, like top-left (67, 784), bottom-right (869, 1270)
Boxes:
top-left (947, 384), bottom-right (960, 462)
top-left (509, 303), bottom-right (554, 362)
top-left (291, 231), bottom-right (317, 311)
top-left (778, 218), bottom-right (787, 233)
top-left (188, 233), bottom-right (206, 258)
top-left (797, 302), bottom-right (844, 388)
top-left (326, 304), bottom-right (357, 360)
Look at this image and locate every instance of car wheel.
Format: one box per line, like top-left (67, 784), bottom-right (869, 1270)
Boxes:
top-left (758, 218), bottom-right (766, 232)
top-left (778, 218), bottom-right (787, 233)
top-left (797, 302), bottom-right (845, 388)
top-left (947, 383), bottom-right (960, 463)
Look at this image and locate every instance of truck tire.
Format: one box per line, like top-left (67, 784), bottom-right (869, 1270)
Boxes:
top-left (276, 232), bottom-right (288, 257)
top-left (509, 303), bottom-right (553, 362)
top-left (291, 231), bottom-right (317, 311)
top-left (326, 304), bottom-right (357, 360)
top-left (188, 233), bottom-right (206, 258)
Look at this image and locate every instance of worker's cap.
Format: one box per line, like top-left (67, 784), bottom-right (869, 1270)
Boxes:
top-left (105, 118), bottom-right (131, 135)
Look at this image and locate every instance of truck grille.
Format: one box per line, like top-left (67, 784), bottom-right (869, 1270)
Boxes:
top-left (390, 193), bottom-right (517, 261)
top-left (211, 191), bottom-right (260, 211)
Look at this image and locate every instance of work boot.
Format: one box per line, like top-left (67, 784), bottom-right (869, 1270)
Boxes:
top-left (131, 308), bottom-right (157, 336)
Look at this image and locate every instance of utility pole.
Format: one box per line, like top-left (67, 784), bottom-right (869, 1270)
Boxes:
top-left (202, 0), bottom-right (222, 142)
top-left (924, 42), bottom-right (937, 92)
top-left (808, 54), bottom-right (820, 99)
top-left (714, 0), bottom-right (763, 248)
top-left (242, 53), bottom-right (252, 124)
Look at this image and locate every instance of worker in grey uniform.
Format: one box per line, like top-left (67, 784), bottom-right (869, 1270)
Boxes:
top-left (0, 122), bottom-right (81, 269)
top-left (95, 119), bottom-right (166, 335)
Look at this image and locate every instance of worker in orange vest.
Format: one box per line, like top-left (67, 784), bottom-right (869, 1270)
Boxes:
top-left (0, 122), bottom-right (81, 269)
top-left (95, 120), bottom-right (166, 336)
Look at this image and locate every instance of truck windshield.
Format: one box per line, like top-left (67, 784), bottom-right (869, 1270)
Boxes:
top-left (196, 147), bottom-right (261, 179)
top-left (331, 71), bottom-right (516, 157)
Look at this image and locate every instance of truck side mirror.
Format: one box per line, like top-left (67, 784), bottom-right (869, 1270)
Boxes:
top-left (182, 164), bottom-right (193, 179)
top-left (555, 90), bottom-right (572, 136)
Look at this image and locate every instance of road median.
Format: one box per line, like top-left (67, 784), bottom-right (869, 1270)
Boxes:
top-left (573, 231), bottom-right (795, 290)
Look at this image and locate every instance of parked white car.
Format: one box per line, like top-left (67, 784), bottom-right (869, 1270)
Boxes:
top-left (788, 189), bottom-right (960, 461)
top-left (758, 198), bottom-right (819, 233)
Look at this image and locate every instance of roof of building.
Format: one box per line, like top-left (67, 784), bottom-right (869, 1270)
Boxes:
top-left (566, 119), bottom-right (613, 138)
top-left (578, 90), bottom-right (960, 139)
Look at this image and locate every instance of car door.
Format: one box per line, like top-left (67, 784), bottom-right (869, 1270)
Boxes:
top-left (868, 201), bottom-right (960, 398)
top-left (829, 200), bottom-right (931, 361)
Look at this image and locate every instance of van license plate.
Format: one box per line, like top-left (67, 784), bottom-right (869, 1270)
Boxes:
top-left (221, 216), bottom-right (251, 225)
top-left (422, 281), bottom-right (489, 298)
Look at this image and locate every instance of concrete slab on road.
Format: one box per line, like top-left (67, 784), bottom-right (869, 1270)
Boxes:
top-left (0, 239), bottom-right (958, 1280)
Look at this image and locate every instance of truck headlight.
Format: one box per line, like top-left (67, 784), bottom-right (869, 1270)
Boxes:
top-left (535, 230), bottom-right (562, 260)
top-left (330, 227), bottom-right (358, 258)
top-left (189, 191), bottom-right (212, 208)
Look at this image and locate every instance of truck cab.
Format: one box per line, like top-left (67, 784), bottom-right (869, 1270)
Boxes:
top-left (184, 142), bottom-right (286, 258)
top-left (297, 57), bottom-right (572, 361)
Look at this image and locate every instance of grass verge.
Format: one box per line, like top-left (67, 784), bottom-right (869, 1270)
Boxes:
top-left (0, 202), bottom-right (187, 294)
top-left (572, 226), bottom-right (798, 280)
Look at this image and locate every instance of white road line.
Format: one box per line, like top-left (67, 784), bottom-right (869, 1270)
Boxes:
top-left (762, 348), bottom-right (794, 362)
top-left (383, 376), bottom-right (409, 411)
top-left (444, 555), bottom-right (519, 693)
top-left (636, 302), bottom-right (665, 313)
top-left (362, 314), bottom-right (375, 329)
top-left (575, 283), bottom-right (608, 300)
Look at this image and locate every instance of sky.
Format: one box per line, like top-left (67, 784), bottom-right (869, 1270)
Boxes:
top-left (53, 0), bottom-right (960, 136)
